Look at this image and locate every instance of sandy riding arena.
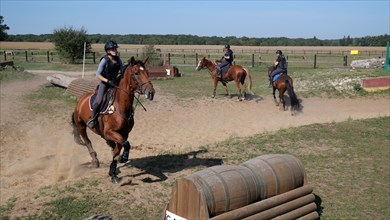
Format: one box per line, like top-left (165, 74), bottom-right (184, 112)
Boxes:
top-left (0, 70), bottom-right (389, 218)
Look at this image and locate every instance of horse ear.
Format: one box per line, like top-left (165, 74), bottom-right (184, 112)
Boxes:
top-left (129, 56), bottom-right (136, 65)
top-left (142, 56), bottom-right (149, 65)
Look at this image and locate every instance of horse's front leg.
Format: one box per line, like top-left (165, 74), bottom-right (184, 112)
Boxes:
top-left (221, 82), bottom-right (230, 98)
top-left (109, 142), bottom-right (123, 184)
top-left (212, 79), bottom-right (218, 98)
top-left (273, 88), bottom-right (278, 106)
top-left (119, 140), bottom-right (131, 163)
top-left (105, 130), bottom-right (128, 183)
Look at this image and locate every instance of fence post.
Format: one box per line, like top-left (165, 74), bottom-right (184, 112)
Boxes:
top-left (184, 54), bottom-right (186, 64)
top-left (314, 54), bottom-right (317, 69)
top-left (195, 53), bottom-right (198, 66)
top-left (3, 50), bottom-right (6, 61)
top-left (251, 54), bottom-right (254, 67)
top-left (51, 52), bottom-right (54, 61)
top-left (93, 52), bottom-right (96, 64)
top-left (47, 51), bottom-right (50, 63)
top-left (168, 53), bottom-right (171, 65)
top-left (344, 55), bottom-right (348, 66)
top-left (25, 51), bottom-right (28, 62)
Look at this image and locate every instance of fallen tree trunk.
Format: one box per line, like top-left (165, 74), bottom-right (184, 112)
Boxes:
top-left (46, 74), bottom-right (77, 88)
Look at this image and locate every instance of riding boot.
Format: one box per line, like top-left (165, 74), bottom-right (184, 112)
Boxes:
top-left (269, 77), bottom-right (273, 88)
top-left (217, 67), bottom-right (222, 80)
top-left (87, 104), bottom-right (100, 128)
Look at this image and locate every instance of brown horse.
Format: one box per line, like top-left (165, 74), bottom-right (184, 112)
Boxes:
top-left (268, 66), bottom-right (299, 115)
top-left (71, 57), bottom-right (155, 183)
top-left (196, 57), bottom-right (253, 100)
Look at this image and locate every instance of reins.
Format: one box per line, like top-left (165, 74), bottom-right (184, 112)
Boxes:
top-left (115, 67), bottom-right (151, 112)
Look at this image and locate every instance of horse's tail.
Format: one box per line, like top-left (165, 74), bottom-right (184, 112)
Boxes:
top-left (285, 80), bottom-right (299, 109)
top-left (243, 67), bottom-right (254, 95)
top-left (71, 112), bottom-right (85, 146)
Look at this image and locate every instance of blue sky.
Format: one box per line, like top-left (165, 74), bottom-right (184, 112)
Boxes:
top-left (1, 0), bottom-right (389, 39)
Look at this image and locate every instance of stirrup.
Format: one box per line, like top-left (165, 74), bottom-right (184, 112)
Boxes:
top-left (87, 118), bottom-right (95, 128)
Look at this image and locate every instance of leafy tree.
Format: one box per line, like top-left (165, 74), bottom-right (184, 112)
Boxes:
top-left (0, 16), bottom-right (10, 41)
top-left (52, 26), bottom-right (91, 64)
top-left (143, 45), bottom-right (162, 66)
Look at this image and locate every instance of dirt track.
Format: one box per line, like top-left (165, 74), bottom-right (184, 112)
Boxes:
top-left (0, 71), bottom-right (389, 215)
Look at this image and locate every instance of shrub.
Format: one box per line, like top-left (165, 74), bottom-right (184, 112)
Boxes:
top-left (52, 26), bottom-right (92, 64)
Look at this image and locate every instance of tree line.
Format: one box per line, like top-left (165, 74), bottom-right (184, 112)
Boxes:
top-left (4, 33), bottom-right (389, 47)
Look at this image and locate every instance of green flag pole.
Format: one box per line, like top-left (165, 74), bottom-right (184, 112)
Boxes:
top-left (385, 41), bottom-right (390, 70)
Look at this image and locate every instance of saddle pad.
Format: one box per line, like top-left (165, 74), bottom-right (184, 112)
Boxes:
top-left (221, 65), bottom-right (230, 74)
top-left (273, 73), bottom-right (281, 82)
top-left (89, 89), bottom-right (113, 113)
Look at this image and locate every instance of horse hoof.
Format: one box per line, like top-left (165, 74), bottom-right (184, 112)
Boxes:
top-left (119, 157), bottom-right (128, 163)
top-left (91, 159), bottom-right (100, 168)
top-left (111, 176), bottom-right (120, 184)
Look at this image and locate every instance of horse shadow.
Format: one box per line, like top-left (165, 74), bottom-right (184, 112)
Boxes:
top-left (314, 194), bottom-right (324, 218)
top-left (216, 92), bottom-right (264, 102)
top-left (121, 149), bottom-right (223, 183)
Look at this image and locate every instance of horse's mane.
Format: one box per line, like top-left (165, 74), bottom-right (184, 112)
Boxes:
top-left (211, 60), bottom-right (218, 66)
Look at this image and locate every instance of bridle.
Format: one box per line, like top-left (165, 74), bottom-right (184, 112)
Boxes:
top-left (115, 65), bottom-right (153, 112)
top-left (116, 65), bottom-right (151, 96)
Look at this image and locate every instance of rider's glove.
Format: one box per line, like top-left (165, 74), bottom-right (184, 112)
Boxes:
top-left (107, 80), bottom-right (117, 88)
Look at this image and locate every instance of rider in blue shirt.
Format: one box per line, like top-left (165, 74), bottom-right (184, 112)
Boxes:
top-left (87, 40), bottom-right (123, 128)
top-left (217, 44), bottom-right (234, 80)
top-left (269, 50), bottom-right (287, 87)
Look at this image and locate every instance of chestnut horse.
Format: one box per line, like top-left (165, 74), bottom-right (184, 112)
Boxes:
top-left (268, 66), bottom-right (299, 115)
top-left (196, 57), bottom-right (253, 101)
top-left (71, 57), bottom-right (155, 183)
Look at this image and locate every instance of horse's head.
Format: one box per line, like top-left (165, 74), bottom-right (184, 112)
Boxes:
top-left (196, 57), bottom-right (209, 71)
top-left (123, 56), bottom-right (155, 100)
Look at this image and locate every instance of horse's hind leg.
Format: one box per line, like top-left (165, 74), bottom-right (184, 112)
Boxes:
top-left (79, 127), bottom-right (100, 168)
top-left (235, 82), bottom-right (243, 101)
top-left (72, 112), bottom-right (99, 168)
top-left (279, 91), bottom-right (286, 111)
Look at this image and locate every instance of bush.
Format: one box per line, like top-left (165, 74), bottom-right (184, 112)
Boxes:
top-left (52, 26), bottom-right (92, 64)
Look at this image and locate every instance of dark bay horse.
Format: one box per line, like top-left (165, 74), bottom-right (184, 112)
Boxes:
top-left (71, 57), bottom-right (155, 183)
top-left (196, 57), bottom-right (253, 101)
top-left (268, 66), bottom-right (299, 115)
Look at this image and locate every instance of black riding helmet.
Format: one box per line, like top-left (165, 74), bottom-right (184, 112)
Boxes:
top-left (224, 44), bottom-right (230, 49)
top-left (276, 50), bottom-right (283, 55)
top-left (104, 40), bottom-right (119, 52)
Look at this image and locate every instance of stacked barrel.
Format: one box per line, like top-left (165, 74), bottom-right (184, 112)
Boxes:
top-left (164, 154), bottom-right (318, 220)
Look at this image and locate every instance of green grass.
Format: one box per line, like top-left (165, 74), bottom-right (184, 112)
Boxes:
top-left (24, 84), bottom-right (77, 115)
top-left (0, 68), bottom-right (34, 82)
top-left (13, 61), bottom-right (98, 72)
top-left (153, 66), bottom-right (390, 100)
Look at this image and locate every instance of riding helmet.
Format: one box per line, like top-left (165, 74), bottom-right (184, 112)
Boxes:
top-left (276, 50), bottom-right (283, 55)
top-left (104, 40), bottom-right (119, 52)
top-left (224, 44), bottom-right (230, 49)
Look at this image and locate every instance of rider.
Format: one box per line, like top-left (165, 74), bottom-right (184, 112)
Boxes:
top-left (217, 44), bottom-right (234, 80)
top-left (87, 40), bottom-right (123, 128)
top-left (269, 50), bottom-right (287, 87)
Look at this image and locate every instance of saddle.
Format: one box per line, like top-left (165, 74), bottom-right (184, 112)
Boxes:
top-left (89, 87), bottom-right (116, 114)
top-left (272, 69), bottom-right (288, 82)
